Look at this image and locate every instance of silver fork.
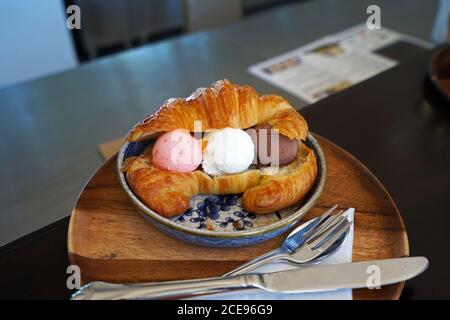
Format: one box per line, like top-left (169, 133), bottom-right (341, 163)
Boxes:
top-left (223, 206), bottom-right (353, 276)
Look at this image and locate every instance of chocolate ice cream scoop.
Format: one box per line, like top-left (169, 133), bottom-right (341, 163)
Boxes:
top-left (246, 123), bottom-right (298, 166)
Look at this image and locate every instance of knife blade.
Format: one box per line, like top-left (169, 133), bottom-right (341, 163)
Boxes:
top-left (259, 257), bottom-right (429, 293)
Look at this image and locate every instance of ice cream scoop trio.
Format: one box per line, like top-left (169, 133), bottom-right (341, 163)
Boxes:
top-left (118, 80), bottom-right (325, 246)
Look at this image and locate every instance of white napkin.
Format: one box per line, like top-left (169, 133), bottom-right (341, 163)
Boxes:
top-left (194, 208), bottom-right (355, 300)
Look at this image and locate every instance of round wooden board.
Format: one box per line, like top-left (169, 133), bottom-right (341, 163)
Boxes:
top-left (68, 135), bottom-right (409, 300)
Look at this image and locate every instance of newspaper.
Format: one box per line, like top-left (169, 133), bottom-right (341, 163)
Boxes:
top-left (249, 25), bottom-right (433, 103)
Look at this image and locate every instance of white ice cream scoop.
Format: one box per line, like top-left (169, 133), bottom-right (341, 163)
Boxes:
top-left (202, 128), bottom-right (255, 176)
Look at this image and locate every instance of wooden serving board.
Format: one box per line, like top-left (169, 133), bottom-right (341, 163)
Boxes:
top-left (68, 135), bottom-right (409, 300)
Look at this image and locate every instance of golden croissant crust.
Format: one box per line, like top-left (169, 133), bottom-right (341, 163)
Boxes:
top-left (123, 79), bottom-right (318, 218)
top-left (128, 79), bottom-right (308, 142)
top-left (243, 142), bottom-right (317, 214)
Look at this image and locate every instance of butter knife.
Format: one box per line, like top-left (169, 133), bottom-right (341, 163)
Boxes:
top-left (71, 257), bottom-right (428, 300)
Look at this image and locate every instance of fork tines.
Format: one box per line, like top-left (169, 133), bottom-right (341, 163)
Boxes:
top-left (302, 206), bottom-right (352, 251)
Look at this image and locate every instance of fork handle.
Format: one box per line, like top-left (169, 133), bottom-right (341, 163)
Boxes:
top-left (222, 248), bottom-right (287, 276)
top-left (71, 274), bottom-right (263, 300)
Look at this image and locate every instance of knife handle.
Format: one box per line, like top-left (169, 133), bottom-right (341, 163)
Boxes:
top-left (71, 274), bottom-right (263, 300)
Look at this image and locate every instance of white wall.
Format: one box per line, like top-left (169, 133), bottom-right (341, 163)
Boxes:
top-left (0, 0), bottom-right (78, 89)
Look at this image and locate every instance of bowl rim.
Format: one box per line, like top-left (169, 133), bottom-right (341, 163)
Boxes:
top-left (117, 132), bottom-right (326, 239)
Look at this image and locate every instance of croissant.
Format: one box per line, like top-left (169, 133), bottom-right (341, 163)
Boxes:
top-left (123, 80), bottom-right (318, 218)
top-left (128, 80), bottom-right (308, 142)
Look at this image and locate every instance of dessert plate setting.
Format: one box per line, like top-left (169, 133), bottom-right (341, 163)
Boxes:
top-left (117, 79), bottom-right (326, 247)
top-left (68, 79), bottom-right (413, 300)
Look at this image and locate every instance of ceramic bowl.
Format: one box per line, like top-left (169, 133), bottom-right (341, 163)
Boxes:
top-left (117, 133), bottom-right (326, 247)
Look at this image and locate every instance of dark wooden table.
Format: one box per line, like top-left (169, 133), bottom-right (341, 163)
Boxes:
top-left (1, 44), bottom-right (449, 299)
top-left (302, 47), bottom-right (450, 300)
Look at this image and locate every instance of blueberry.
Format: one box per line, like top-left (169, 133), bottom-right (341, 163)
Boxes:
top-left (197, 202), bottom-right (206, 210)
top-left (220, 222), bottom-right (228, 228)
top-left (177, 216), bottom-right (185, 222)
top-left (207, 203), bottom-right (220, 213)
top-left (224, 195), bottom-right (238, 206)
top-left (197, 209), bottom-right (208, 218)
top-left (243, 220), bottom-right (253, 227)
top-left (190, 217), bottom-right (200, 223)
top-left (205, 196), bottom-right (220, 205)
top-left (184, 208), bottom-right (194, 216)
top-left (226, 217), bottom-right (235, 223)
top-left (209, 212), bottom-right (220, 220)
top-left (220, 205), bottom-right (231, 211)
top-left (198, 222), bottom-right (206, 229)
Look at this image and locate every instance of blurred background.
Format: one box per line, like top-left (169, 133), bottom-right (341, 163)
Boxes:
top-left (2, 0), bottom-right (448, 89)
top-left (0, 0), bottom-right (304, 89)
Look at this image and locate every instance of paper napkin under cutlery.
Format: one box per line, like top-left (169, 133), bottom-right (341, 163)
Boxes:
top-left (194, 208), bottom-right (355, 300)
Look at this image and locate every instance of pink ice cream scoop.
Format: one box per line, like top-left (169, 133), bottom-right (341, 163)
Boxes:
top-left (152, 130), bottom-right (202, 173)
